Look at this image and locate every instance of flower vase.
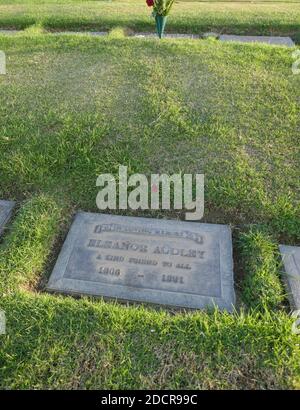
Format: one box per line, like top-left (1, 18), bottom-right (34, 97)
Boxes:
top-left (155, 15), bottom-right (167, 39)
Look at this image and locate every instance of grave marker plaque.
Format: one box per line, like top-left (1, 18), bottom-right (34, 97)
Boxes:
top-left (0, 200), bottom-right (15, 234)
top-left (47, 213), bottom-right (235, 311)
top-left (219, 35), bottom-right (295, 47)
top-left (280, 245), bottom-right (300, 310)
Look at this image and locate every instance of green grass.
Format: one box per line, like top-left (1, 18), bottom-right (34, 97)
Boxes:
top-left (0, 0), bottom-right (299, 40)
top-left (238, 227), bottom-right (285, 310)
top-left (0, 195), bottom-right (64, 295)
top-left (0, 33), bottom-right (299, 388)
top-left (1, 291), bottom-right (299, 389)
top-left (0, 34), bottom-right (299, 237)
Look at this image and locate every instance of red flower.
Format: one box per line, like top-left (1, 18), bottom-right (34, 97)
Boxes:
top-left (146, 0), bottom-right (154, 7)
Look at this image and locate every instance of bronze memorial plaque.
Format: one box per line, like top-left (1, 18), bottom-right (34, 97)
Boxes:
top-left (280, 245), bottom-right (300, 311)
top-left (47, 213), bottom-right (235, 310)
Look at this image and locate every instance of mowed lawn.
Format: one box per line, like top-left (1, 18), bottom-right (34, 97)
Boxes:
top-left (0, 0), bottom-right (300, 41)
top-left (0, 33), bottom-right (299, 389)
